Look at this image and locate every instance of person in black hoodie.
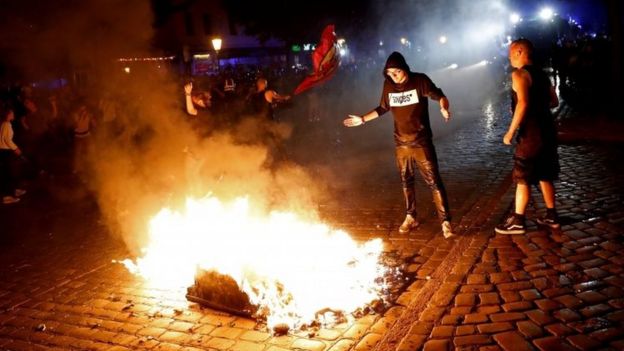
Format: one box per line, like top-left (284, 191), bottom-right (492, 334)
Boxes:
top-left (343, 51), bottom-right (455, 238)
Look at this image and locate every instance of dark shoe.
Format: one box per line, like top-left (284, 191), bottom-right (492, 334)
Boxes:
top-left (495, 214), bottom-right (526, 235)
top-left (536, 210), bottom-right (561, 229)
top-left (399, 214), bottom-right (419, 234)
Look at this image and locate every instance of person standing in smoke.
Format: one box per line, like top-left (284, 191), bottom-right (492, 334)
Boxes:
top-left (249, 77), bottom-right (291, 122)
top-left (495, 39), bottom-right (560, 235)
top-left (245, 77), bottom-right (292, 166)
top-left (344, 51), bottom-right (455, 238)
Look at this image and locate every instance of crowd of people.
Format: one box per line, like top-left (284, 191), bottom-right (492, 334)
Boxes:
top-left (0, 84), bottom-right (100, 204)
top-left (0, 64), bottom-right (309, 205)
top-left (551, 34), bottom-right (614, 110)
top-left (0, 33), bottom-right (616, 240)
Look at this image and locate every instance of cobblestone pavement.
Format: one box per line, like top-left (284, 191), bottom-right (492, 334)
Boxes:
top-left (1, 98), bottom-right (623, 351)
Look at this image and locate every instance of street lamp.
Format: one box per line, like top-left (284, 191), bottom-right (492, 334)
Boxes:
top-left (211, 37), bottom-right (222, 72)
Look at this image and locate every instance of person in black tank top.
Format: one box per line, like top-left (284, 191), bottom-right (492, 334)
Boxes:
top-left (249, 78), bottom-right (291, 121)
top-left (496, 39), bottom-right (561, 235)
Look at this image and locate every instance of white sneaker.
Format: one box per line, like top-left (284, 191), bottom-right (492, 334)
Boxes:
top-left (15, 189), bottom-right (26, 197)
top-left (399, 214), bottom-right (419, 234)
top-left (442, 221), bottom-right (455, 238)
top-left (2, 196), bottom-right (20, 204)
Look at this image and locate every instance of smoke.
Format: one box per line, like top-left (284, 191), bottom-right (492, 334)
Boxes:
top-left (0, 0), bottom-right (512, 253)
top-left (1, 0), bottom-right (329, 254)
top-left (278, 0), bottom-right (512, 193)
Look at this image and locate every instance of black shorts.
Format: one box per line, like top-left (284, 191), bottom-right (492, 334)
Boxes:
top-left (513, 146), bottom-right (560, 185)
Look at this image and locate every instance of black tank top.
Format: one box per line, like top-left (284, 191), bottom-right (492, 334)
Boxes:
top-left (251, 91), bottom-right (274, 120)
top-left (511, 65), bottom-right (557, 154)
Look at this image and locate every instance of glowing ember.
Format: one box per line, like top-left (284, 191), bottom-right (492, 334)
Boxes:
top-left (119, 195), bottom-right (388, 329)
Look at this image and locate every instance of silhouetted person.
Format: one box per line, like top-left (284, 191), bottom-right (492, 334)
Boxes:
top-left (495, 39), bottom-right (560, 235)
top-left (0, 107), bottom-right (26, 204)
top-left (249, 78), bottom-right (290, 121)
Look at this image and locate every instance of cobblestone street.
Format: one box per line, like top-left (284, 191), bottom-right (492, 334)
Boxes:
top-left (1, 100), bottom-right (623, 351)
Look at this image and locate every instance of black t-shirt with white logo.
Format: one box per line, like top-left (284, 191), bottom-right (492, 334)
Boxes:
top-left (374, 72), bottom-right (445, 147)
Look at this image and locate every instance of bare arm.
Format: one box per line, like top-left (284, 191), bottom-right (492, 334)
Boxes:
top-left (439, 96), bottom-right (451, 121)
top-left (184, 83), bottom-right (198, 116)
top-left (504, 69), bottom-right (531, 145)
top-left (266, 90), bottom-right (291, 103)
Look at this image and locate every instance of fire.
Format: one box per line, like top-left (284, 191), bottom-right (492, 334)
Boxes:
top-left (119, 195), bottom-right (388, 329)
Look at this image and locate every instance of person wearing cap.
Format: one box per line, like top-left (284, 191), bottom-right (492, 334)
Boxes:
top-left (343, 51), bottom-right (455, 238)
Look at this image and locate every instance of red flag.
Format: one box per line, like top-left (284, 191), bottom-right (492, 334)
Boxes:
top-left (293, 25), bottom-right (340, 95)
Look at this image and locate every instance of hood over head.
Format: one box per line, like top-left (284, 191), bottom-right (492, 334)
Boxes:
top-left (383, 51), bottom-right (411, 81)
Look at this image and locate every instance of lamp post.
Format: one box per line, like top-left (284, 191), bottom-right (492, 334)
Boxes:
top-left (211, 37), bottom-right (222, 72)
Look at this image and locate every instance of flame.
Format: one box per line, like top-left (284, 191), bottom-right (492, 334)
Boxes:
top-left (120, 195), bottom-right (388, 329)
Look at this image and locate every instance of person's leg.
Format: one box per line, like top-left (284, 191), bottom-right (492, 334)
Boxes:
top-left (413, 144), bottom-right (454, 237)
top-left (396, 147), bottom-right (419, 233)
top-left (0, 151), bottom-right (11, 196)
top-left (536, 180), bottom-right (560, 228)
top-left (0, 150), bottom-right (19, 204)
top-left (539, 180), bottom-right (556, 209)
top-left (496, 154), bottom-right (531, 234)
top-left (515, 183), bottom-right (530, 215)
top-left (413, 145), bottom-right (450, 222)
top-left (396, 147), bottom-right (417, 218)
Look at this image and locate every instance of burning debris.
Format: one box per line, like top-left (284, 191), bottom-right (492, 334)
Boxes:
top-left (186, 270), bottom-right (258, 317)
top-left (183, 244), bottom-right (418, 335)
top-left (119, 195), bottom-right (392, 331)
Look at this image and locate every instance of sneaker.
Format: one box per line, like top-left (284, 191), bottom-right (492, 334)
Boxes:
top-left (399, 214), bottom-right (419, 234)
top-left (442, 221), bottom-right (455, 238)
top-left (14, 189), bottom-right (26, 197)
top-left (495, 214), bottom-right (526, 235)
top-left (536, 211), bottom-right (561, 229)
top-left (2, 196), bottom-right (20, 204)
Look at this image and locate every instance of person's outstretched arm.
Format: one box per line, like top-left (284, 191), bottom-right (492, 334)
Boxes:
top-left (184, 83), bottom-right (198, 116)
top-left (267, 90), bottom-right (291, 103)
top-left (343, 110), bottom-right (380, 127)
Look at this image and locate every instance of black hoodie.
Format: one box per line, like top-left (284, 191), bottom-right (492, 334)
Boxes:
top-left (374, 51), bottom-right (446, 147)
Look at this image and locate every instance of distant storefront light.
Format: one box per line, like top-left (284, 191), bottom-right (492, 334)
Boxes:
top-left (117, 56), bottom-right (175, 62)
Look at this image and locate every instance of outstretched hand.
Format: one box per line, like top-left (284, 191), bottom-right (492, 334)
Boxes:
top-left (343, 114), bottom-right (364, 127)
top-left (441, 108), bottom-right (451, 122)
